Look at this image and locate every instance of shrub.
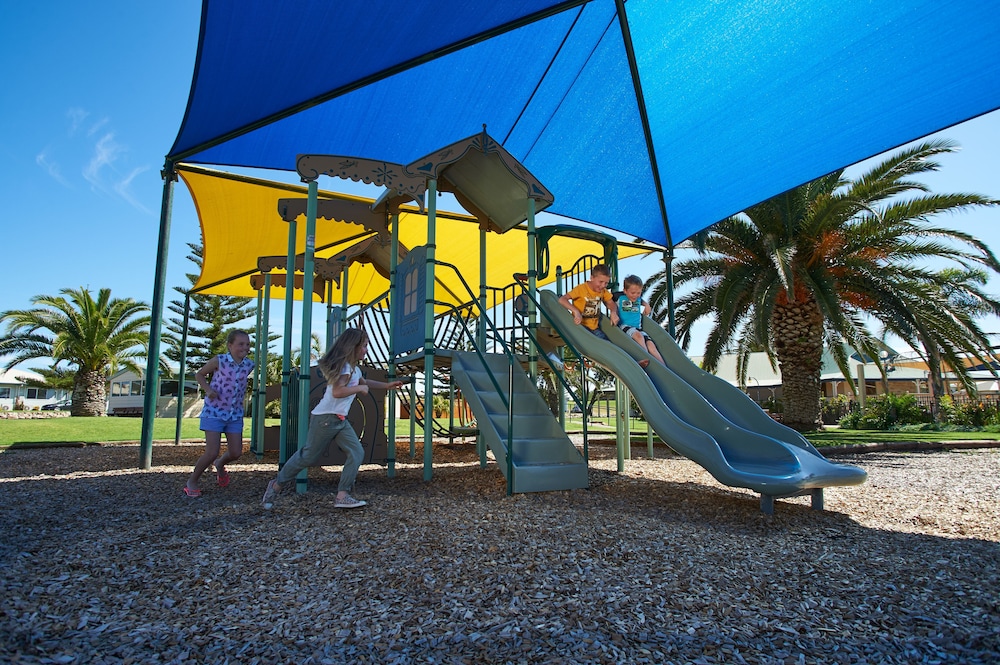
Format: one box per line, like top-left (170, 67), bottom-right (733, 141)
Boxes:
top-left (945, 398), bottom-right (1000, 428)
top-left (838, 393), bottom-right (931, 430)
top-left (762, 397), bottom-right (783, 413)
top-left (265, 399), bottom-right (282, 418)
top-left (821, 395), bottom-right (851, 423)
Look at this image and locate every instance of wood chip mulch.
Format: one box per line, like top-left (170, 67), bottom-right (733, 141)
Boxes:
top-left (1, 440), bottom-right (998, 664)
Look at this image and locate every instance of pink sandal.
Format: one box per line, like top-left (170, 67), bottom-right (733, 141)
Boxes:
top-left (183, 486), bottom-right (202, 498)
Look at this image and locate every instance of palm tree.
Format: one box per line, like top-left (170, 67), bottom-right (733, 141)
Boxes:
top-left (883, 268), bottom-right (1000, 415)
top-left (649, 140), bottom-right (1000, 431)
top-left (0, 288), bottom-right (151, 416)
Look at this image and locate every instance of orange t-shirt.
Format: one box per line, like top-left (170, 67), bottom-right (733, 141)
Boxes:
top-left (566, 282), bottom-right (613, 330)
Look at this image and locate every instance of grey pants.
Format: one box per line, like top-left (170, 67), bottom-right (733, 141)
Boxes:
top-left (275, 413), bottom-right (363, 493)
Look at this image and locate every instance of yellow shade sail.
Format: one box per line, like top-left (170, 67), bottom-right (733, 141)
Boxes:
top-left (177, 165), bottom-right (658, 309)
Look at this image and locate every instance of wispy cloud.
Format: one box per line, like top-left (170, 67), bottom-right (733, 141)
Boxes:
top-left (54, 109), bottom-right (154, 214)
top-left (35, 149), bottom-right (72, 187)
top-left (87, 116), bottom-right (110, 138)
top-left (114, 166), bottom-right (152, 215)
top-left (66, 107), bottom-right (88, 136)
top-left (83, 132), bottom-right (126, 190)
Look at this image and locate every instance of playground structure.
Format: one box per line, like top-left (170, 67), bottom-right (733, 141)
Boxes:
top-left (169, 129), bottom-right (866, 512)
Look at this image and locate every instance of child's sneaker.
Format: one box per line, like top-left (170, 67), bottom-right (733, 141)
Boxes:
top-left (335, 494), bottom-right (367, 509)
top-left (545, 352), bottom-right (564, 371)
top-left (261, 479), bottom-right (281, 509)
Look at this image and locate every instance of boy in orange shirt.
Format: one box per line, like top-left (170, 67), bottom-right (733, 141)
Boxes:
top-left (557, 263), bottom-right (621, 341)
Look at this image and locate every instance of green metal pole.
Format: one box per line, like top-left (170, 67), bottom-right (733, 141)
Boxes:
top-left (409, 380), bottom-right (416, 458)
top-left (250, 287), bottom-right (263, 454)
top-left (325, 281), bottom-right (334, 346)
top-left (448, 378), bottom-right (455, 440)
top-left (622, 381), bottom-right (631, 462)
top-left (527, 197), bottom-right (538, 381)
top-left (173, 294), bottom-right (190, 446)
top-left (478, 224), bottom-right (488, 467)
top-left (507, 365), bottom-right (514, 495)
top-left (278, 216), bottom-right (297, 467)
top-left (388, 210), bottom-right (399, 478)
top-left (341, 266), bottom-right (349, 326)
top-left (663, 247), bottom-right (676, 338)
top-left (616, 379), bottom-right (626, 471)
top-left (296, 180), bottom-right (318, 494)
top-left (254, 273), bottom-right (272, 459)
top-left (423, 178), bottom-right (437, 481)
top-left (140, 161), bottom-right (176, 469)
top-left (556, 267), bottom-right (566, 430)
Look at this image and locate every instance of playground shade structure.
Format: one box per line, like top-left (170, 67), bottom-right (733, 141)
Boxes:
top-left (168, 0), bottom-right (1000, 248)
top-left (538, 290), bottom-right (867, 511)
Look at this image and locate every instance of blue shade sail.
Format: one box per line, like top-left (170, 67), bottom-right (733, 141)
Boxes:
top-left (169, 0), bottom-right (1000, 247)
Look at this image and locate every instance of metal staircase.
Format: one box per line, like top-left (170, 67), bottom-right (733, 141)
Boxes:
top-left (450, 351), bottom-right (588, 493)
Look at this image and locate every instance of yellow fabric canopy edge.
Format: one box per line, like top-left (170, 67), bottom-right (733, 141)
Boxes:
top-left (177, 164), bottom-right (661, 308)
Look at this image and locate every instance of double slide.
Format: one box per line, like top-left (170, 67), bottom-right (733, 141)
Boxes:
top-left (538, 290), bottom-right (866, 511)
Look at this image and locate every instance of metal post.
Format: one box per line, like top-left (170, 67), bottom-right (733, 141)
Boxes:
top-left (341, 266), bottom-right (349, 328)
top-left (423, 178), bottom-right (438, 481)
top-left (296, 180), bottom-right (318, 493)
top-left (140, 162), bottom-right (176, 469)
top-left (254, 273), bottom-right (272, 459)
top-left (622, 381), bottom-right (631, 462)
top-left (326, 281), bottom-right (335, 349)
top-left (173, 294), bottom-right (190, 445)
top-left (506, 364), bottom-right (514, 495)
top-left (250, 288), bottom-right (263, 453)
top-left (409, 379), bottom-right (416, 458)
top-left (857, 363), bottom-right (866, 409)
top-left (556, 266), bottom-right (566, 429)
top-left (616, 379), bottom-right (626, 470)
top-left (663, 247), bottom-right (676, 338)
top-left (448, 378), bottom-right (455, 442)
top-left (388, 210), bottom-right (400, 478)
top-left (477, 223), bottom-right (487, 466)
top-left (278, 216), bottom-right (297, 467)
top-left (527, 197), bottom-right (538, 381)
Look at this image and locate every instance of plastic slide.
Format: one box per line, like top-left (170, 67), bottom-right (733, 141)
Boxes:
top-left (538, 290), bottom-right (866, 510)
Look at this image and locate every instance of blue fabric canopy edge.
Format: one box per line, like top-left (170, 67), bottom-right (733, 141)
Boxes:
top-left (167, 0), bottom-right (1000, 247)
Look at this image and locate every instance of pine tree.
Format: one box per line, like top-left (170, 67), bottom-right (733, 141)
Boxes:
top-left (166, 243), bottom-right (257, 370)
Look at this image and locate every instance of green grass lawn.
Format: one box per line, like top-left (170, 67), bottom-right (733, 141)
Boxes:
top-left (4, 415), bottom-right (1000, 449)
top-left (804, 427), bottom-right (1000, 447)
top-left (0, 417), bottom-right (216, 446)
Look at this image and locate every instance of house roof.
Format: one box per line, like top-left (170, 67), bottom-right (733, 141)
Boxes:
top-left (693, 350), bottom-right (930, 388)
top-left (0, 368), bottom-right (43, 387)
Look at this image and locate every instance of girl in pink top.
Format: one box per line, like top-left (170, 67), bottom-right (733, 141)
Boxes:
top-left (184, 330), bottom-right (254, 497)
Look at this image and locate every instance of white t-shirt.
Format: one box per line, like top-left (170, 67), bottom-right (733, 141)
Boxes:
top-left (311, 364), bottom-right (361, 416)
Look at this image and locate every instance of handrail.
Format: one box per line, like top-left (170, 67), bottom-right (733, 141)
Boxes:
top-left (426, 262), bottom-right (520, 496)
top-left (509, 282), bottom-right (591, 456)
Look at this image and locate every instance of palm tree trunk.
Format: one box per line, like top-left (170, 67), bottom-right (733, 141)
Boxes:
top-left (772, 297), bottom-right (825, 431)
top-left (923, 343), bottom-right (947, 422)
top-left (73, 369), bottom-right (109, 417)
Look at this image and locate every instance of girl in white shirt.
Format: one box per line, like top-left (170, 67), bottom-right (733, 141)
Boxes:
top-left (261, 328), bottom-right (403, 509)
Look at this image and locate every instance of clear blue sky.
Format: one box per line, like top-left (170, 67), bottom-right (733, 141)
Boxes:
top-left (2, 3), bottom-right (999, 370)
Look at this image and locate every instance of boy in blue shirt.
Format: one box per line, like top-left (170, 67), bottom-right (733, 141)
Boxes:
top-left (614, 275), bottom-right (664, 367)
